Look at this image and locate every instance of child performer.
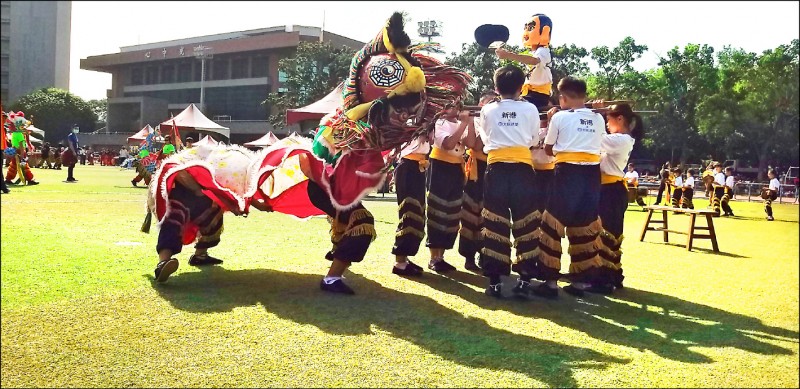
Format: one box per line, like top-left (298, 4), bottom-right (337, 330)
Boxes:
top-left (682, 169), bottom-right (696, 209)
top-left (495, 14), bottom-right (553, 112)
top-left (477, 65), bottom-right (540, 298)
top-left (720, 166), bottom-right (736, 216)
top-left (458, 91), bottom-right (498, 271)
top-left (426, 107), bottom-right (472, 273)
top-left (763, 169), bottom-right (780, 221)
top-left (671, 167), bottom-right (684, 209)
top-left (391, 134), bottom-right (430, 277)
top-left (711, 163), bottom-right (726, 216)
top-left (592, 103), bottom-right (643, 293)
top-left (538, 76), bottom-right (605, 298)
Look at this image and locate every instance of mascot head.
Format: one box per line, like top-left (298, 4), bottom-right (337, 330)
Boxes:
top-left (522, 14), bottom-right (552, 48)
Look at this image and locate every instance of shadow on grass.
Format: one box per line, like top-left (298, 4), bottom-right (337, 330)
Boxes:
top-left (152, 267), bottom-right (628, 387)
top-left (406, 272), bottom-right (798, 365)
top-left (646, 243), bottom-right (749, 259)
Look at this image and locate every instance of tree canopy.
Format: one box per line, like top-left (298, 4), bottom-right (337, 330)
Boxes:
top-left (10, 88), bottom-right (97, 143)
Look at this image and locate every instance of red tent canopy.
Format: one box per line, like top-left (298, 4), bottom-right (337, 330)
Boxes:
top-left (127, 125), bottom-right (153, 145)
top-left (285, 83), bottom-right (343, 125)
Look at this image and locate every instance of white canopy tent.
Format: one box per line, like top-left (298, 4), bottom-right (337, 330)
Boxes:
top-left (27, 125), bottom-right (45, 137)
top-left (194, 135), bottom-right (219, 147)
top-left (127, 124), bottom-right (154, 145)
top-left (159, 103), bottom-right (230, 140)
top-left (243, 131), bottom-right (280, 148)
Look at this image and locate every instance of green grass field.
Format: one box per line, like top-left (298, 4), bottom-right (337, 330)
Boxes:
top-left (2, 165), bottom-right (798, 387)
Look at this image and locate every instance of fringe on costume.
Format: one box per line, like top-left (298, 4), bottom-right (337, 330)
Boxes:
top-left (512, 210), bottom-right (541, 230)
top-left (480, 247), bottom-right (512, 264)
top-left (481, 208), bottom-right (512, 227)
top-left (481, 228), bottom-right (513, 246)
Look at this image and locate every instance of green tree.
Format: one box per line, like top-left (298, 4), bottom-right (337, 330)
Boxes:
top-left (697, 40), bottom-right (799, 180)
top-left (10, 88), bottom-right (97, 143)
top-left (261, 41), bottom-right (353, 129)
top-left (550, 43), bottom-right (590, 101)
top-left (87, 98), bottom-right (108, 123)
top-left (445, 42), bottom-right (522, 104)
top-left (589, 37), bottom-right (648, 100)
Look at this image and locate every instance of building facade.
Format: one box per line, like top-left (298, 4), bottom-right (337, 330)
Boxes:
top-left (80, 25), bottom-right (363, 144)
top-left (1, 0), bottom-right (72, 105)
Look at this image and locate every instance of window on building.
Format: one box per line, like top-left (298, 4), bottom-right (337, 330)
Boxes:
top-left (251, 56), bottom-right (269, 78)
top-left (231, 58), bottom-right (249, 79)
top-left (145, 66), bottom-right (158, 85)
top-left (193, 61), bottom-right (203, 81)
top-left (177, 62), bottom-right (192, 83)
top-left (130, 68), bottom-right (143, 86)
top-left (278, 70), bottom-right (288, 83)
top-left (161, 64), bottom-right (175, 84)
top-left (212, 58), bottom-right (229, 80)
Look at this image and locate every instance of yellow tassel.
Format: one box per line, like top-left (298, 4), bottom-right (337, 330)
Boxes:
top-left (427, 219), bottom-right (460, 233)
top-left (598, 257), bottom-right (622, 270)
top-left (459, 209), bottom-right (482, 225)
top-left (567, 237), bottom-right (602, 256)
top-left (462, 193), bottom-right (482, 213)
top-left (511, 210), bottom-right (541, 230)
top-left (538, 250), bottom-right (562, 270)
top-left (428, 192), bottom-right (463, 208)
top-left (427, 206), bottom-right (462, 221)
top-left (398, 197), bottom-right (423, 212)
top-left (568, 256), bottom-right (604, 274)
top-left (481, 228), bottom-right (512, 246)
top-left (400, 212), bottom-right (425, 224)
top-left (458, 227), bottom-right (481, 241)
top-left (512, 230), bottom-right (539, 246)
top-left (480, 248), bottom-right (511, 264)
top-left (396, 226), bottom-right (425, 239)
top-left (481, 208), bottom-right (512, 227)
top-left (538, 230), bottom-right (563, 253)
top-left (566, 218), bottom-right (602, 238)
top-left (515, 250), bottom-right (539, 263)
top-left (541, 211), bottom-right (565, 235)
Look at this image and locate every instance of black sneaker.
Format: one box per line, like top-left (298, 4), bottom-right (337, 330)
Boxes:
top-left (428, 259), bottom-right (456, 273)
top-left (406, 260), bottom-right (423, 272)
top-left (154, 259), bottom-right (179, 283)
top-left (728, 212), bottom-right (735, 217)
top-left (320, 279), bottom-right (355, 295)
top-left (532, 283), bottom-right (559, 299)
top-left (392, 263), bottom-right (423, 277)
top-left (189, 253), bottom-right (223, 266)
top-left (4, 180), bottom-right (13, 186)
top-left (767, 216), bottom-right (774, 221)
top-left (512, 280), bottom-right (532, 299)
top-left (563, 284), bottom-right (586, 297)
top-left (131, 179), bottom-right (137, 187)
top-left (27, 180), bottom-right (39, 185)
top-left (485, 283), bottom-right (503, 298)
top-left (584, 283), bottom-right (614, 295)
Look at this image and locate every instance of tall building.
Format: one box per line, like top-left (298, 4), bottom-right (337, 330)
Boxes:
top-left (1, 1), bottom-right (72, 105)
top-left (80, 25), bottom-right (363, 144)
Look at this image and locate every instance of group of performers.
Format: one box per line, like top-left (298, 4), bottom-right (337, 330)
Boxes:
top-left (140, 11), bottom-right (782, 299)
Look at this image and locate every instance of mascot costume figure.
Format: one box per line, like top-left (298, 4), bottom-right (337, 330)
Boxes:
top-left (142, 12), bottom-right (471, 294)
top-left (4, 111), bottom-right (39, 185)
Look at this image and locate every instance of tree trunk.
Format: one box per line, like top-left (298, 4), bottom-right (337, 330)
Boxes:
top-left (757, 155), bottom-right (768, 182)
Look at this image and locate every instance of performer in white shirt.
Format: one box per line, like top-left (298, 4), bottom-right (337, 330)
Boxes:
top-left (458, 91), bottom-right (498, 272)
top-left (391, 135), bottom-right (431, 277)
top-left (592, 103), bottom-right (643, 293)
top-left (671, 168), bottom-right (684, 209)
top-left (711, 163), bottom-right (726, 216)
top-left (682, 169), bottom-right (696, 210)
top-left (623, 163), bottom-right (646, 206)
top-left (476, 65), bottom-right (540, 298)
top-left (763, 169), bottom-right (780, 221)
top-left (425, 108), bottom-right (472, 273)
top-left (720, 166), bottom-right (736, 216)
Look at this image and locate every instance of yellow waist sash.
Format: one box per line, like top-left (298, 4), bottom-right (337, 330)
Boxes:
top-left (554, 152), bottom-right (601, 164)
top-left (487, 146), bottom-right (533, 167)
top-left (533, 162), bottom-right (555, 171)
top-left (601, 173), bottom-right (629, 190)
top-left (465, 149), bottom-right (488, 182)
top-left (430, 147), bottom-right (464, 165)
top-left (403, 153), bottom-right (429, 172)
top-left (521, 83), bottom-right (552, 97)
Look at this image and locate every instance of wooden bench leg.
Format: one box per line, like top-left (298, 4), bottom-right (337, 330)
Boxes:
top-left (706, 214), bottom-right (719, 252)
top-left (662, 210), bottom-right (669, 243)
top-left (687, 213), bottom-right (696, 251)
top-left (640, 209), bottom-right (654, 241)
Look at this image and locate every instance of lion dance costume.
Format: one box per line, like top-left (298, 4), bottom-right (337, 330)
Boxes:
top-left (143, 12), bottom-right (470, 292)
top-left (4, 111), bottom-right (38, 185)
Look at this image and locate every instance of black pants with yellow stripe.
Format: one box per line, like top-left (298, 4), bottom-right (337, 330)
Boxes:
top-left (712, 186), bottom-right (733, 214)
top-left (392, 158), bottom-right (427, 256)
top-left (157, 183), bottom-right (224, 254)
top-left (307, 181), bottom-right (375, 263)
top-left (671, 187), bottom-right (683, 208)
top-left (458, 159), bottom-right (487, 260)
top-left (765, 192), bottom-right (778, 217)
top-left (597, 181), bottom-right (627, 287)
top-left (511, 168), bottom-right (553, 279)
top-left (426, 159), bottom-right (465, 250)
top-left (539, 163), bottom-right (602, 283)
top-left (480, 162), bottom-right (538, 279)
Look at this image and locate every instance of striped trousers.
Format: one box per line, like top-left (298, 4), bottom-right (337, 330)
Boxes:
top-left (426, 159), bottom-right (465, 250)
top-left (156, 183), bottom-right (224, 254)
top-left (392, 158), bottom-right (427, 256)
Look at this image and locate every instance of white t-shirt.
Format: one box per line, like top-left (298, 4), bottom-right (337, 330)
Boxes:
top-left (433, 119), bottom-right (466, 157)
top-left (119, 149), bottom-right (129, 158)
top-left (479, 99), bottom-right (540, 154)
top-left (526, 47), bottom-right (552, 88)
top-left (684, 176), bottom-right (695, 188)
top-left (714, 172), bottom-right (725, 186)
top-left (531, 126), bottom-right (554, 167)
top-left (544, 108), bottom-right (605, 164)
top-left (769, 178), bottom-right (780, 191)
top-left (725, 176), bottom-right (735, 188)
top-left (674, 176), bottom-right (684, 187)
top-left (600, 134), bottom-right (635, 177)
top-left (399, 135), bottom-right (430, 159)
